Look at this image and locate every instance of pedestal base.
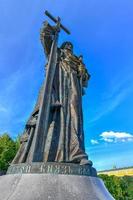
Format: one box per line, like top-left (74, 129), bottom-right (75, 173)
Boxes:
top-left (0, 173), bottom-right (114, 200)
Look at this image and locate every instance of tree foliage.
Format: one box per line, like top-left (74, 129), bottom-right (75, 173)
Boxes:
top-left (99, 174), bottom-right (133, 200)
top-left (0, 133), bottom-right (20, 171)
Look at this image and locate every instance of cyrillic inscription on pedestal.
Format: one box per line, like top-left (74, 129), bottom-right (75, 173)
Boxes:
top-left (7, 162), bottom-right (97, 177)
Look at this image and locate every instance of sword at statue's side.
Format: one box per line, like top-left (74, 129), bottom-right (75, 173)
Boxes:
top-left (31, 11), bottom-right (70, 162)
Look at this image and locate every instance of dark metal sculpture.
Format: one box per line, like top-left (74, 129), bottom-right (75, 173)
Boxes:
top-left (12, 11), bottom-right (91, 166)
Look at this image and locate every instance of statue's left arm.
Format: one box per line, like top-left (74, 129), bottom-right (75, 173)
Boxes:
top-left (82, 68), bottom-right (90, 87)
top-left (78, 61), bottom-right (90, 88)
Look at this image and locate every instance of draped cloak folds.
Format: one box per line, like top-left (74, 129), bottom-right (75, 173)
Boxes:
top-left (12, 22), bottom-right (90, 164)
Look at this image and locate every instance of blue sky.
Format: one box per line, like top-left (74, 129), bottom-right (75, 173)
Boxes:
top-left (0, 0), bottom-right (133, 170)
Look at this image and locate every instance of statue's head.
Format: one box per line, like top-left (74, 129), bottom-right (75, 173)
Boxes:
top-left (60, 42), bottom-right (73, 53)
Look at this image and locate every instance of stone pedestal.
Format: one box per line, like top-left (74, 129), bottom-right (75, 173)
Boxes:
top-left (0, 163), bottom-right (114, 200)
top-left (0, 174), bottom-right (114, 200)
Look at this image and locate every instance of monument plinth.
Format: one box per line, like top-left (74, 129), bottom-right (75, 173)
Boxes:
top-left (0, 11), bottom-right (114, 200)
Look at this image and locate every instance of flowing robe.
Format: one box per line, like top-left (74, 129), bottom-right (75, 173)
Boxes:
top-left (12, 22), bottom-right (90, 164)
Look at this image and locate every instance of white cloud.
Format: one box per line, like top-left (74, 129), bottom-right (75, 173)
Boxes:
top-left (102, 138), bottom-right (114, 143)
top-left (100, 131), bottom-right (133, 143)
top-left (90, 131), bottom-right (133, 145)
top-left (90, 139), bottom-right (99, 145)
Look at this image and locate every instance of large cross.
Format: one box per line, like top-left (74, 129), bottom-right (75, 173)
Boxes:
top-left (31, 11), bottom-right (70, 162)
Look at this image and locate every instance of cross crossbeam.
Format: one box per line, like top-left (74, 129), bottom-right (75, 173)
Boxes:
top-left (45, 10), bottom-right (70, 35)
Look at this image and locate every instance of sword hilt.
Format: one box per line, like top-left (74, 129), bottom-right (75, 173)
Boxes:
top-left (45, 10), bottom-right (70, 35)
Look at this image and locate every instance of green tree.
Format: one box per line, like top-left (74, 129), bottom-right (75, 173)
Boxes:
top-left (99, 174), bottom-right (133, 200)
top-left (0, 133), bottom-right (19, 171)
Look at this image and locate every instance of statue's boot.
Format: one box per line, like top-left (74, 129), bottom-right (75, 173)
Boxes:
top-left (80, 159), bottom-right (93, 166)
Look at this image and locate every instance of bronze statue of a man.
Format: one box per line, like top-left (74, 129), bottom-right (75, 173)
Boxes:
top-left (12, 21), bottom-right (91, 166)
